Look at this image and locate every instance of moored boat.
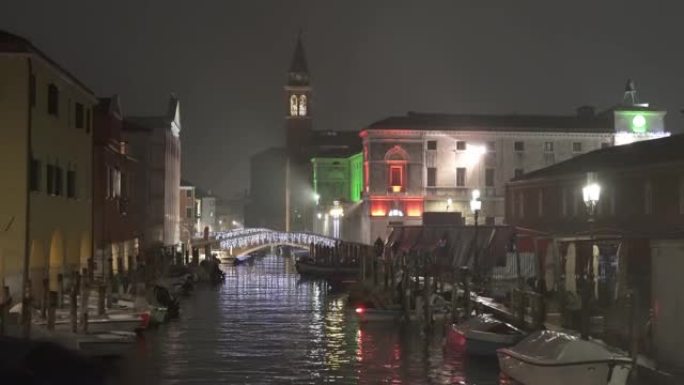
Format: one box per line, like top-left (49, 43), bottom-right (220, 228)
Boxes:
top-left (448, 314), bottom-right (525, 356)
top-left (497, 330), bottom-right (633, 385)
top-left (295, 259), bottom-right (359, 278)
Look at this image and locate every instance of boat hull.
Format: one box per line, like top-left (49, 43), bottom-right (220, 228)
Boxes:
top-left (295, 261), bottom-right (359, 278)
top-left (465, 330), bottom-right (520, 356)
top-left (497, 350), bottom-right (633, 385)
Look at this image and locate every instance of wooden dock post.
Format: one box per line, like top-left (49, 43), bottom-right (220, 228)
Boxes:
top-left (21, 278), bottom-right (31, 338)
top-left (461, 266), bottom-right (471, 319)
top-left (57, 273), bottom-right (64, 309)
top-left (80, 268), bottom-right (89, 334)
top-left (47, 291), bottom-right (57, 331)
top-left (0, 286), bottom-right (10, 336)
top-left (41, 277), bottom-right (49, 319)
top-left (70, 272), bottom-right (80, 333)
top-left (98, 284), bottom-right (106, 316)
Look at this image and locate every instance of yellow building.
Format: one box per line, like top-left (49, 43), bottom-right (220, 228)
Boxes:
top-left (0, 30), bottom-right (95, 299)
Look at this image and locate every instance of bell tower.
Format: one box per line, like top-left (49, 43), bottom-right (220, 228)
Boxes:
top-left (285, 31), bottom-right (312, 160)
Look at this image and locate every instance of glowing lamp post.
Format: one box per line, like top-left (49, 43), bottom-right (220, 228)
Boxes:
top-left (582, 183), bottom-right (601, 220)
top-left (580, 182), bottom-right (601, 340)
top-left (470, 189), bottom-right (482, 282)
top-left (329, 200), bottom-right (344, 239)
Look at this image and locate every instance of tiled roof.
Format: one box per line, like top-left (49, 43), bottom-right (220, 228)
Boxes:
top-left (0, 30), bottom-right (95, 96)
top-left (513, 134), bottom-right (684, 181)
top-left (368, 111), bottom-right (613, 133)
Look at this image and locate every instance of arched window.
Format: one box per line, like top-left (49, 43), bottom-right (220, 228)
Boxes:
top-left (298, 94), bottom-right (307, 116)
top-left (384, 145), bottom-right (409, 193)
top-left (290, 95), bottom-right (298, 116)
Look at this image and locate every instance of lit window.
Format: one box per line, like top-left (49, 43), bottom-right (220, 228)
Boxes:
top-left (389, 165), bottom-right (403, 192)
top-left (388, 209), bottom-right (404, 217)
top-left (298, 94), bottom-right (307, 116)
top-left (289, 95), bottom-right (298, 116)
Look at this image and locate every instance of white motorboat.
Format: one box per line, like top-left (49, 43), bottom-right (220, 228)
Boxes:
top-left (497, 330), bottom-right (633, 385)
top-left (449, 314), bottom-right (525, 356)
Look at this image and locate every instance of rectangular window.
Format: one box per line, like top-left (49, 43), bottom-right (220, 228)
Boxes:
top-left (29, 74), bottom-right (36, 107)
top-left (427, 167), bottom-right (436, 187)
top-left (514, 168), bottom-right (524, 179)
top-left (456, 141), bottom-right (466, 151)
top-left (54, 166), bottom-right (63, 196)
top-left (47, 84), bottom-right (59, 116)
top-left (485, 168), bottom-right (494, 187)
top-left (186, 207), bottom-right (193, 219)
top-left (514, 141), bottom-right (525, 152)
top-left (486, 141), bottom-right (496, 153)
top-left (456, 167), bottom-right (466, 187)
top-left (30, 158), bottom-right (41, 192)
top-left (426, 140), bottom-right (437, 150)
top-left (544, 141), bottom-right (554, 152)
top-left (86, 108), bottom-right (91, 133)
top-left (572, 142), bottom-right (582, 152)
top-left (67, 170), bottom-right (76, 198)
top-left (46, 164), bottom-right (55, 195)
top-left (75, 103), bottom-right (84, 129)
top-left (389, 165), bottom-right (403, 191)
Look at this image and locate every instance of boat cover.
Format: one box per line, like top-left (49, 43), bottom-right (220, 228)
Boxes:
top-left (508, 330), bottom-right (629, 364)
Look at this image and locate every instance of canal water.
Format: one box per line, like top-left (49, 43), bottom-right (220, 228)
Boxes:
top-left (114, 253), bottom-right (501, 384)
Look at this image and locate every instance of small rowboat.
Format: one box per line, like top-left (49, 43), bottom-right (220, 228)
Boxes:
top-left (448, 314), bottom-right (525, 356)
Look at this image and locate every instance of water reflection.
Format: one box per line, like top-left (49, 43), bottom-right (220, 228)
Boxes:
top-left (116, 253), bottom-right (499, 384)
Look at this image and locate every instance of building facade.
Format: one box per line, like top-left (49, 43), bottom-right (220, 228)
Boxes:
top-left (93, 95), bottom-right (141, 278)
top-left (311, 152), bottom-right (363, 239)
top-left (179, 181), bottom-right (197, 244)
top-left (0, 30), bottom-right (96, 298)
top-left (124, 96), bottom-right (182, 251)
top-left (505, 134), bottom-right (684, 369)
top-left (358, 102), bottom-right (668, 244)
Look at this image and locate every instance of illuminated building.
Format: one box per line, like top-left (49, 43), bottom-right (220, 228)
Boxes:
top-left (124, 96), bottom-right (182, 250)
top-left (0, 30), bottom-right (96, 298)
top-left (245, 33), bottom-right (359, 233)
top-left (357, 87), bottom-right (670, 243)
top-left (311, 152), bottom-right (363, 238)
top-left (505, 133), bottom-right (684, 370)
top-left (94, 96), bottom-right (142, 278)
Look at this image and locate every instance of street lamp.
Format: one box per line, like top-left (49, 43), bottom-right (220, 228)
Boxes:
top-left (313, 192), bottom-right (320, 206)
top-left (470, 189), bottom-right (482, 225)
top-left (446, 198), bottom-right (453, 212)
top-left (581, 182), bottom-right (601, 340)
top-left (582, 183), bottom-right (601, 220)
top-left (470, 189), bottom-right (482, 283)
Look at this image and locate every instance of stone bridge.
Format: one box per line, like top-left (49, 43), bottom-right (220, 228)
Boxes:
top-left (191, 228), bottom-right (340, 256)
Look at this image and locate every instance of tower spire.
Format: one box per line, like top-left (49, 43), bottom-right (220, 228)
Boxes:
top-left (288, 31), bottom-right (309, 85)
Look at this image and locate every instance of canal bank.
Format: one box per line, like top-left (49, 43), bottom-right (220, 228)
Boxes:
top-left (112, 253), bottom-right (500, 385)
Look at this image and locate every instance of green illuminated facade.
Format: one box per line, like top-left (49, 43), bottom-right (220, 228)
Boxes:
top-left (311, 152), bottom-right (363, 205)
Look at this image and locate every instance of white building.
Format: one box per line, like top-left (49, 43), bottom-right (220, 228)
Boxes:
top-left (358, 103), bottom-right (668, 244)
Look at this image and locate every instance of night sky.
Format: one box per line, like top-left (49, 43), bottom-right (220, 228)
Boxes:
top-left (3, 1), bottom-right (683, 198)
